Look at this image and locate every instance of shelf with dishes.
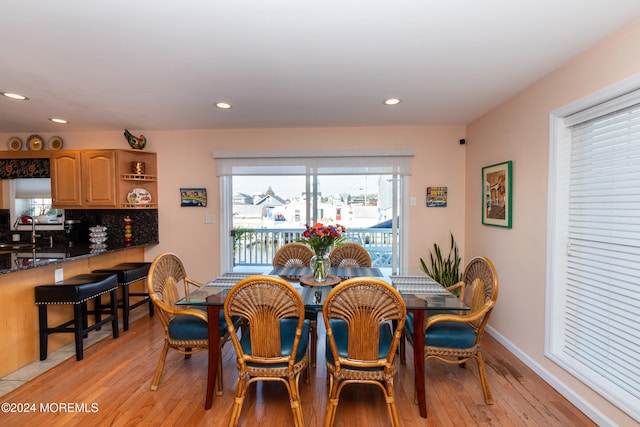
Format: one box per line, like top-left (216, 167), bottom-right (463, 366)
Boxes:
top-left (123, 186), bottom-right (155, 209)
top-left (117, 150), bottom-right (158, 209)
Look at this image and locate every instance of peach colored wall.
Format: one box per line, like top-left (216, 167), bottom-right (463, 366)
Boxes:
top-left (466, 20), bottom-right (640, 426)
top-left (0, 126), bottom-right (466, 281)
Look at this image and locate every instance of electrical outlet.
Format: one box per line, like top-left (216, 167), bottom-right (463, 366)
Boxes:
top-left (205, 214), bottom-right (215, 224)
top-left (55, 268), bottom-right (64, 283)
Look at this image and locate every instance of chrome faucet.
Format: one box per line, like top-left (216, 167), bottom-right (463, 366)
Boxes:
top-left (27, 216), bottom-right (37, 244)
top-left (14, 216), bottom-right (38, 244)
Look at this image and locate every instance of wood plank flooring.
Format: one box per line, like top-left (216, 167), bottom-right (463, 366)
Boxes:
top-left (1, 313), bottom-right (596, 426)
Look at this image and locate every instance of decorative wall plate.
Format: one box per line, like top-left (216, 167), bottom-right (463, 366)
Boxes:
top-left (127, 188), bottom-right (152, 204)
top-left (7, 136), bottom-right (22, 151)
top-left (26, 134), bottom-right (43, 150)
top-left (48, 136), bottom-right (63, 150)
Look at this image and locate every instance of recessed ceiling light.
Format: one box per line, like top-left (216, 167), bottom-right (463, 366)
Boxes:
top-left (1, 92), bottom-right (29, 100)
top-left (384, 98), bottom-right (401, 106)
top-left (215, 102), bottom-right (232, 109)
top-left (49, 118), bottom-right (68, 124)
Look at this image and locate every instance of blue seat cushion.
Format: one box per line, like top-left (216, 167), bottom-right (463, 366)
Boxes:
top-left (404, 310), bottom-right (458, 338)
top-left (240, 318), bottom-right (310, 367)
top-left (192, 306), bottom-right (231, 336)
top-left (325, 319), bottom-right (393, 370)
top-left (425, 321), bottom-right (477, 349)
top-left (168, 315), bottom-right (209, 341)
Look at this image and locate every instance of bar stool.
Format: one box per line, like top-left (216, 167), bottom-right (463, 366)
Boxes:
top-left (35, 273), bottom-right (119, 361)
top-left (92, 262), bottom-right (153, 331)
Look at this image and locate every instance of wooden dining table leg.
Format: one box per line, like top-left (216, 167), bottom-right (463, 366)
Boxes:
top-left (205, 305), bottom-right (221, 410)
top-left (410, 308), bottom-right (427, 418)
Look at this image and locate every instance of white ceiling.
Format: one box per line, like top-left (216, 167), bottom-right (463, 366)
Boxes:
top-left (1, 1), bottom-right (640, 133)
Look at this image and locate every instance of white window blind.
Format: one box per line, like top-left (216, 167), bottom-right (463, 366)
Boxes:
top-left (213, 149), bottom-right (414, 176)
top-left (548, 94), bottom-right (640, 422)
top-left (14, 178), bottom-right (52, 198)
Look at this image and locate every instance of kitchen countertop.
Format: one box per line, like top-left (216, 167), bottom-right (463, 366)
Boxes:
top-left (0, 241), bottom-right (158, 274)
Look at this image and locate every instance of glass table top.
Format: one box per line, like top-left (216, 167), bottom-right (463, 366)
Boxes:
top-left (177, 265), bottom-right (468, 311)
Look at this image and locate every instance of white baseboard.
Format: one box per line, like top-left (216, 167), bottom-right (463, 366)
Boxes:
top-left (486, 326), bottom-right (616, 427)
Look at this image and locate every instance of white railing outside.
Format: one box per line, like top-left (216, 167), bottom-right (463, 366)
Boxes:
top-left (233, 227), bottom-right (394, 266)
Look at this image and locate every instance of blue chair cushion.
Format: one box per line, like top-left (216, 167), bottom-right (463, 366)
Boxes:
top-left (325, 319), bottom-right (393, 370)
top-left (425, 321), bottom-right (477, 349)
top-left (404, 310), bottom-right (458, 338)
top-left (192, 306), bottom-right (231, 336)
top-left (240, 318), bottom-right (310, 367)
top-left (168, 315), bottom-right (209, 341)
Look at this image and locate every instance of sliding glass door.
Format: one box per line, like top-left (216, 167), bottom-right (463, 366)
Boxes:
top-left (215, 149), bottom-right (413, 272)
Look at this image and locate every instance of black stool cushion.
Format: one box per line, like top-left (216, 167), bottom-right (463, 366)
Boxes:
top-left (93, 262), bottom-right (151, 285)
top-left (35, 273), bottom-right (118, 304)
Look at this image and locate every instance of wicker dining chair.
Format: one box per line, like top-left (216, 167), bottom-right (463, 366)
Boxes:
top-left (224, 275), bottom-right (310, 427)
top-left (322, 277), bottom-right (406, 427)
top-left (404, 256), bottom-right (499, 408)
top-left (147, 252), bottom-right (232, 394)
top-left (273, 242), bottom-right (315, 267)
top-left (273, 242), bottom-right (319, 369)
top-left (329, 242), bottom-right (372, 268)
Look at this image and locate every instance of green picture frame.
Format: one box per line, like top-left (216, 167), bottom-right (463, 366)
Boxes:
top-left (482, 161), bottom-right (512, 228)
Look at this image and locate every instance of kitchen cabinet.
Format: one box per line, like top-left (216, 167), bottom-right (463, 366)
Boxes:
top-left (51, 149), bottom-right (157, 209)
top-left (83, 150), bottom-right (117, 207)
top-left (51, 150), bottom-right (116, 208)
top-left (50, 151), bottom-right (83, 207)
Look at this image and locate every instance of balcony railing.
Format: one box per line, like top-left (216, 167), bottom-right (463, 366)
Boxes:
top-left (233, 227), bottom-right (394, 266)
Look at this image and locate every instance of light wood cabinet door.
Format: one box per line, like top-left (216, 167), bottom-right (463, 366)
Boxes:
top-left (82, 150), bottom-right (117, 207)
top-left (51, 149), bottom-right (156, 209)
top-left (51, 151), bottom-right (83, 208)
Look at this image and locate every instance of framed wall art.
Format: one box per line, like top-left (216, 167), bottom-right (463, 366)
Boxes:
top-left (426, 186), bottom-right (447, 207)
top-left (482, 161), bottom-right (512, 228)
top-left (180, 188), bottom-right (207, 207)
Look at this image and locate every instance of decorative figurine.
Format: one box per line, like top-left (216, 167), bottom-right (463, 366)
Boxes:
top-left (124, 129), bottom-right (147, 150)
top-left (124, 215), bottom-right (133, 244)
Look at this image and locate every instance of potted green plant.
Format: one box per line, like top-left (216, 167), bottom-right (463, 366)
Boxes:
top-left (420, 232), bottom-right (462, 295)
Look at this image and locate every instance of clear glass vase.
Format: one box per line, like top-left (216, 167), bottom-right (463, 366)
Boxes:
top-left (310, 252), bottom-right (330, 282)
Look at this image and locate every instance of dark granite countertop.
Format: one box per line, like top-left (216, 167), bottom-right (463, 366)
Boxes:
top-left (0, 241), bottom-right (158, 274)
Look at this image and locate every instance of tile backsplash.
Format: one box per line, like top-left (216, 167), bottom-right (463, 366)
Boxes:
top-left (0, 209), bottom-right (159, 245)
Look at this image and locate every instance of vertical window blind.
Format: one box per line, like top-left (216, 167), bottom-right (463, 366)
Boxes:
top-left (560, 101), bottom-right (640, 420)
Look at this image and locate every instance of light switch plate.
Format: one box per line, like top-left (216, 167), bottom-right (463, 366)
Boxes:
top-left (410, 197), bottom-right (417, 206)
top-left (205, 214), bottom-right (215, 224)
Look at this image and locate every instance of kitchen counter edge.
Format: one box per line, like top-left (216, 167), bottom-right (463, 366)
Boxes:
top-left (0, 241), bottom-right (159, 275)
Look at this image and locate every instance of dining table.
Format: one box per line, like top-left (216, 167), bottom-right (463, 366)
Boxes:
top-left (176, 265), bottom-right (469, 418)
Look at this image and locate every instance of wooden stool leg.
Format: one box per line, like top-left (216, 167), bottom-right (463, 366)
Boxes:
top-left (38, 305), bottom-right (48, 361)
top-left (74, 303), bottom-right (85, 361)
top-left (110, 289), bottom-right (119, 338)
top-left (82, 301), bottom-right (90, 337)
top-left (94, 295), bottom-right (102, 327)
top-left (122, 284), bottom-right (130, 331)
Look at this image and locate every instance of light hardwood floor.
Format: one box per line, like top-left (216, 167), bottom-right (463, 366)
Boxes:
top-left (1, 312), bottom-right (596, 426)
